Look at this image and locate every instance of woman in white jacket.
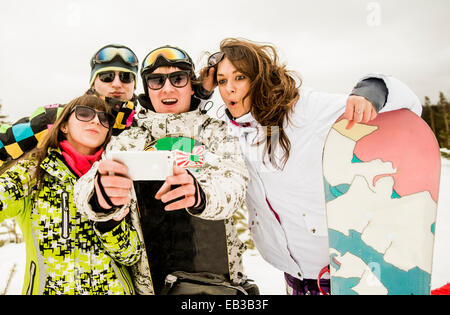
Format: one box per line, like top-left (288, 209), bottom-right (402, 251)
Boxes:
top-left (203, 38), bottom-right (423, 295)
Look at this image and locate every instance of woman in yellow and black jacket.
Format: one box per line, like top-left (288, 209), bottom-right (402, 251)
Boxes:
top-left (0, 94), bottom-right (142, 295)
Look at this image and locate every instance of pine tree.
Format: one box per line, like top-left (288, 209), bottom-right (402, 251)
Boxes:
top-left (424, 96), bottom-right (437, 137)
top-left (0, 99), bottom-right (10, 124)
top-left (438, 92), bottom-right (450, 149)
top-left (423, 92), bottom-right (450, 151)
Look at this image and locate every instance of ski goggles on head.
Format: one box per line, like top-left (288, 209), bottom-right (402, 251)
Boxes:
top-left (144, 70), bottom-right (190, 90)
top-left (70, 105), bottom-right (115, 129)
top-left (97, 71), bottom-right (135, 84)
top-left (92, 46), bottom-right (139, 67)
top-left (207, 52), bottom-right (225, 68)
top-left (142, 46), bottom-right (192, 73)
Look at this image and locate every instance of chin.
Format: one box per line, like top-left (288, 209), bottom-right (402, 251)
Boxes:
top-left (164, 107), bottom-right (181, 114)
top-left (228, 109), bottom-right (243, 119)
top-left (84, 141), bottom-right (104, 151)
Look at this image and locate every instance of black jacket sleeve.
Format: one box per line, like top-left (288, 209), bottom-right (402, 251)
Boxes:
top-left (350, 78), bottom-right (388, 112)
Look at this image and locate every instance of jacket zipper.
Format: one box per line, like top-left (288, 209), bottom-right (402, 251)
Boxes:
top-left (111, 261), bottom-right (133, 295)
top-left (119, 267), bottom-right (133, 295)
top-left (61, 191), bottom-right (70, 239)
top-left (165, 273), bottom-right (248, 295)
top-left (26, 261), bottom-right (37, 295)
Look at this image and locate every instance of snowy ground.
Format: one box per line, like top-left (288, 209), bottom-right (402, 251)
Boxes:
top-left (1, 158), bottom-right (449, 295)
top-left (0, 243), bottom-right (26, 295)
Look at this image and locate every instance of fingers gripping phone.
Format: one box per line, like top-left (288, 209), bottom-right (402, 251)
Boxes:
top-left (106, 151), bottom-right (174, 181)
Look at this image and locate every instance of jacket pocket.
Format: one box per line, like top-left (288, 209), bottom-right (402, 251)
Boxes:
top-left (26, 261), bottom-right (37, 295)
top-left (111, 261), bottom-right (134, 295)
top-left (303, 212), bottom-right (328, 237)
top-left (61, 191), bottom-right (70, 239)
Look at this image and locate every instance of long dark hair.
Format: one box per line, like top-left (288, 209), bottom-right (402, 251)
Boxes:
top-left (219, 38), bottom-right (301, 169)
top-left (34, 94), bottom-right (113, 183)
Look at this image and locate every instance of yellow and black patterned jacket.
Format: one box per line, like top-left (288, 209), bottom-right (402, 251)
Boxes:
top-left (0, 148), bottom-right (142, 295)
top-left (0, 94), bottom-right (136, 168)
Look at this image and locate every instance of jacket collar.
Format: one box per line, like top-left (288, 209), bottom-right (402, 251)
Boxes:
top-left (86, 88), bottom-right (137, 136)
top-left (225, 110), bottom-right (262, 145)
top-left (225, 109), bottom-right (257, 128)
top-left (40, 148), bottom-right (78, 183)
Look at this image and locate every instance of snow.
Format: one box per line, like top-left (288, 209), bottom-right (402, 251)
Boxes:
top-left (242, 249), bottom-right (286, 295)
top-left (1, 157), bottom-right (449, 295)
top-left (0, 243), bottom-right (26, 295)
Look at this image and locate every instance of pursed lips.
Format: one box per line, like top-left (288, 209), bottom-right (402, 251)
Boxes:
top-left (110, 91), bottom-right (124, 98)
top-left (86, 128), bottom-right (100, 134)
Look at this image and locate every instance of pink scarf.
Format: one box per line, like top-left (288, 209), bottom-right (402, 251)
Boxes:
top-left (59, 140), bottom-right (103, 177)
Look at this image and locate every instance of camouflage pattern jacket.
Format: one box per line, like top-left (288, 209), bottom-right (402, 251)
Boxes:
top-left (74, 108), bottom-right (249, 295)
top-left (0, 148), bottom-right (142, 295)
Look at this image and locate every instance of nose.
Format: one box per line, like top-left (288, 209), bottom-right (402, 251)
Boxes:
top-left (90, 113), bottom-right (102, 125)
top-left (160, 77), bottom-right (176, 92)
top-left (225, 81), bottom-right (236, 94)
top-left (111, 71), bottom-right (122, 87)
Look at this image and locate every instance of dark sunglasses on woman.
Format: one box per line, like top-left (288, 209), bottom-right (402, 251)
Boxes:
top-left (98, 71), bottom-right (135, 84)
top-left (207, 52), bottom-right (225, 68)
top-left (70, 105), bottom-right (115, 129)
top-left (144, 70), bottom-right (190, 90)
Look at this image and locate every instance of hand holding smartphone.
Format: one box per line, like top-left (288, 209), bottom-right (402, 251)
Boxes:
top-left (106, 151), bottom-right (174, 181)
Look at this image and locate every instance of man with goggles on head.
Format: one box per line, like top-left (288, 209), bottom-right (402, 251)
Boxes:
top-left (74, 45), bottom-right (255, 295)
top-left (0, 44), bottom-right (140, 171)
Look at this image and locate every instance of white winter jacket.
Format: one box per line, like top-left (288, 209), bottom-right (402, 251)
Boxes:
top-left (74, 108), bottom-right (249, 294)
top-left (225, 74), bottom-right (423, 280)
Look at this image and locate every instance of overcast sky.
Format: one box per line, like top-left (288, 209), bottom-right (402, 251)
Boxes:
top-left (0, 0), bottom-right (449, 122)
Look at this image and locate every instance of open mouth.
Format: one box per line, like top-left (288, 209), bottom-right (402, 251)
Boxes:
top-left (162, 98), bottom-right (178, 105)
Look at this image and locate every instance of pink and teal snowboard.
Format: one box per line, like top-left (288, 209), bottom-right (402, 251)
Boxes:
top-left (323, 109), bottom-right (441, 295)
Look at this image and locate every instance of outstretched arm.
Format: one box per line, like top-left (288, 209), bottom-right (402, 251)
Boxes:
top-left (0, 104), bottom-right (64, 167)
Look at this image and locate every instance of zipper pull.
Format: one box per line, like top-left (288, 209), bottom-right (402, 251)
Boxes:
top-left (61, 191), bottom-right (70, 239)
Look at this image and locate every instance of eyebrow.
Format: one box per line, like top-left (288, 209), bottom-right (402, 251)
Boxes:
top-left (217, 70), bottom-right (241, 77)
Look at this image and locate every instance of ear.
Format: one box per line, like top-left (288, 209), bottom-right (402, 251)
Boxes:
top-left (60, 122), bottom-right (68, 134)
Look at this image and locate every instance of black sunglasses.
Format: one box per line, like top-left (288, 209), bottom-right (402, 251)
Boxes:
top-left (70, 105), bottom-right (115, 129)
top-left (207, 52), bottom-right (225, 68)
top-left (98, 71), bottom-right (135, 84)
top-left (144, 70), bottom-right (190, 90)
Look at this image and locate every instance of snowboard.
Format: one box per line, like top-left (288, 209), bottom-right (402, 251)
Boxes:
top-left (322, 109), bottom-right (441, 295)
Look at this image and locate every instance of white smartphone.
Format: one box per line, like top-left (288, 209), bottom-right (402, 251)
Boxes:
top-left (106, 151), bottom-right (174, 181)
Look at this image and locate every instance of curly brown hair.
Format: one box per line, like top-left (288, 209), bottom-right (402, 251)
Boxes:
top-left (219, 38), bottom-right (301, 169)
